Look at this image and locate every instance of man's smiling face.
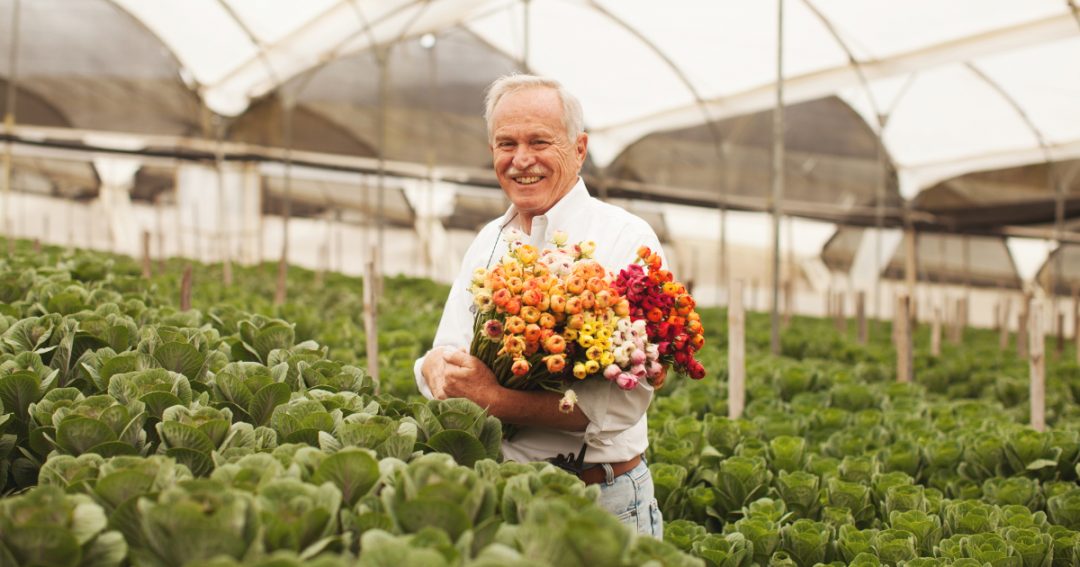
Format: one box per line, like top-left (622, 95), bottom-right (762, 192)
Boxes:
top-left (489, 87), bottom-right (588, 223)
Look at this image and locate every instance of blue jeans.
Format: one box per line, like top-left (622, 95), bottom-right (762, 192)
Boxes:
top-left (595, 458), bottom-right (664, 539)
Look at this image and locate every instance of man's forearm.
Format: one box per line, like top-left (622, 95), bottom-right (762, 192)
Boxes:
top-left (474, 386), bottom-right (589, 432)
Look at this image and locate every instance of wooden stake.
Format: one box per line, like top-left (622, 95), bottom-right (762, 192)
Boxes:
top-left (856, 291), bottom-right (867, 345)
top-left (896, 293), bottom-right (913, 383)
top-left (32, 238), bottom-right (40, 253)
top-left (931, 307), bottom-right (942, 357)
top-left (180, 265), bottom-right (192, 311)
top-left (1056, 311), bottom-right (1065, 359)
top-left (728, 279), bottom-right (746, 420)
top-left (363, 245), bottom-right (381, 393)
top-left (837, 292), bottom-right (847, 334)
top-left (141, 230), bottom-right (152, 279)
top-left (1029, 300), bottom-right (1045, 432)
top-left (274, 255), bottom-right (287, 306)
top-left (1000, 296), bottom-right (1011, 351)
top-left (1018, 294), bottom-right (1031, 359)
top-left (782, 279), bottom-right (793, 327)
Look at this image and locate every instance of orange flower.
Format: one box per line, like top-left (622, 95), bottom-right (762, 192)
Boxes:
top-left (567, 314), bottom-right (585, 330)
top-left (504, 316), bottom-right (526, 335)
top-left (544, 354), bottom-right (567, 373)
top-left (511, 358), bottom-right (530, 376)
top-left (614, 298), bottom-right (630, 317)
top-left (637, 245), bottom-right (651, 260)
top-left (543, 334), bottom-right (566, 354)
top-left (586, 277), bottom-right (605, 294)
top-left (486, 274), bottom-right (506, 291)
top-left (502, 335), bottom-right (526, 355)
top-left (521, 306), bottom-right (541, 324)
top-left (646, 307), bottom-right (665, 323)
top-left (506, 276), bottom-right (524, 294)
top-left (691, 334), bottom-right (705, 350)
top-left (565, 296), bottom-right (584, 315)
top-left (595, 290), bottom-right (612, 309)
top-left (504, 298), bottom-right (521, 316)
top-left (492, 288), bottom-right (512, 308)
top-left (524, 323), bottom-right (542, 343)
top-left (538, 312), bottom-right (556, 329)
top-left (549, 294), bottom-right (566, 313)
top-left (579, 290), bottom-right (595, 310)
top-left (566, 275), bottom-right (586, 295)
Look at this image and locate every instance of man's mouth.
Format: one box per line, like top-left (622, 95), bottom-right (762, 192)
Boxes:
top-left (514, 176), bottom-right (543, 185)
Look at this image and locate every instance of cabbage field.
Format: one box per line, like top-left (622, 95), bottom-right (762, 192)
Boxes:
top-left (1, 241), bottom-right (1079, 567)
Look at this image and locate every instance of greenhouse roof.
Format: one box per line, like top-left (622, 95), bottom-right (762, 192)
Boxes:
top-left (2, 0), bottom-right (1079, 230)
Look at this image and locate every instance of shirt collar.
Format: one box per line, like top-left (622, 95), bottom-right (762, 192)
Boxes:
top-left (498, 176), bottom-right (590, 233)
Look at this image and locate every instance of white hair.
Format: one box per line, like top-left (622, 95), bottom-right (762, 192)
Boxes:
top-left (483, 74), bottom-right (585, 142)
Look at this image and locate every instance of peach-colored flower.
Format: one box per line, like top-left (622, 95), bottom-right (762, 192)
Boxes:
top-left (524, 324), bottom-right (542, 344)
top-left (545, 353), bottom-right (567, 373)
top-left (512, 358), bottom-right (530, 376)
top-left (520, 306), bottom-right (540, 324)
top-left (543, 334), bottom-right (566, 354)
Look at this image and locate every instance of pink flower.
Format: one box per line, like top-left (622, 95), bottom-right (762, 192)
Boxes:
top-left (630, 349), bottom-right (646, 366)
top-left (604, 364), bottom-right (621, 381)
top-left (616, 373), bottom-right (638, 390)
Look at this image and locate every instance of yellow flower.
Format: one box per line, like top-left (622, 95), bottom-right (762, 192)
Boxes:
top-left (578, 240), bottom-right (596, 258)
top-left (551, 231), bottom-right (568, 247)
top-left (563, 328), bottom-right (579, 342)
top-left (573, 363), bottom-right (587, 380)
top-left (600, 352), bottom-right (615, 366)
top-left (586, 345), bottom-right (603, 361)
top-left (577, 334), bottom-right (595, 348)
top-left (584, 360), bottom-right (600, 374)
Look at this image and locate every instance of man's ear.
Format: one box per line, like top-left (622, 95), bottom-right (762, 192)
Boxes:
top-left (575, 132), bottom-right (588, 164)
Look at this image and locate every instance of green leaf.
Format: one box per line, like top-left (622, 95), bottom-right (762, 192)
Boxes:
top-left (0, 371), bottom-right (42, 427)
top-left (86, 441), bottom-right (139, 458)
top-left (56, 417), bottom-right (118, 455)
top-left (427, 429), bottom-right (488, 467)
top-left (395, 498), bottom-right (472, 541)
top-left (139, 391), bottom-right (183, 421)
top-left (249, 382), bottom-right (291, 427)
top-left (253, 323), bottom-right (295, 363)
top-left (153, 341), bottom-right (206, 381)
top-left (46, 292), bottom-right (87, 316)
top-left (165, 447), bottom-right (214, 477)
top-left (312, 449), bottom-right (380, 507)
top-left (158, 421), bottom-right (214, 453)
top-left (3, 526), bottom-right (81, 567)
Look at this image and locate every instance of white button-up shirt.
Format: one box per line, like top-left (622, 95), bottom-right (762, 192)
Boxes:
top-left (414, 178), bottom-right (665, 464)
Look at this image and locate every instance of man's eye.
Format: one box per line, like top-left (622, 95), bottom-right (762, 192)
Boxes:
top-left (531, 140), bottom-right (550, 147)
top-left (498, 141), bottom-right (515, 149)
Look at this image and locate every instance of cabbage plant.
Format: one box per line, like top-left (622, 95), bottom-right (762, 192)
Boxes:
top-left (0, 485), bottom-right (127, 567)
top-left (380, 453), bottom-right (496, 542)
top-left (407, 398), bottom-right (502, 467)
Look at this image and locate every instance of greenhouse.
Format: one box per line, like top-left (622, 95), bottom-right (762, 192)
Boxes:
top-left (1, 1), bottom-right (1080, 566)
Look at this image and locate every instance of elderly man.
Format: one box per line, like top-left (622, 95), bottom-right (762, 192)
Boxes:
top-left (414, 74), bottom-right (664, 538)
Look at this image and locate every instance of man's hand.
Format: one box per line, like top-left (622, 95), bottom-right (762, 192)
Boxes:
top-left (441, 349), bottom-right (501, 406)
top-left (420, 347), bottom-right (588, 432)
top-left (420, 347), bottom-right (500, 405)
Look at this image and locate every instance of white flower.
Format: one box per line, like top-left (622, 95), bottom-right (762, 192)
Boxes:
top-left (551, 230), bottom-right (569, 247)
top-left (558, 389), bottom-right (578, 413)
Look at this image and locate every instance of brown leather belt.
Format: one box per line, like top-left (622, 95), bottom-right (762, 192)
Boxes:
top-left (578, 455), bottom-right (643, 485)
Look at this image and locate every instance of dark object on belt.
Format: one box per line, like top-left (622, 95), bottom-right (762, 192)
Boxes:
top-left (547, 444), bottom-right (643, 485)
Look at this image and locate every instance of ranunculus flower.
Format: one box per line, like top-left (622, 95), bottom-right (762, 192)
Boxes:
top-left (511, 358), bottom-right (530, 376)
top-left (558, 388), bottom-right (578, 413)
top-left (616, 373), bottom-right (638, 390)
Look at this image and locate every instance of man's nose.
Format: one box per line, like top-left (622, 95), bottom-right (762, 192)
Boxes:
top-left (512, 146), bottom-right (536, 169)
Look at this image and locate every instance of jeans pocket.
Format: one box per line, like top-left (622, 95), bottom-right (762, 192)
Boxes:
top-left (649, 498), bottom-right (664, 540)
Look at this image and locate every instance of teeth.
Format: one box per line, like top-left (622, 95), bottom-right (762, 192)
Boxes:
top-left (516, 176), bottom-right (541, 184)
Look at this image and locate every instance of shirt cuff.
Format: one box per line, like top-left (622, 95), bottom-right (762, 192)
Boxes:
top-left (413, 354), bottom-right (435, 400)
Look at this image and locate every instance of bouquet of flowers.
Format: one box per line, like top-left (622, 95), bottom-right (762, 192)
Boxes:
top-left (468, 230), bottom-right (705, 402)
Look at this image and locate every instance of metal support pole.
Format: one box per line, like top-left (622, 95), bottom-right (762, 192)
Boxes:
top-left (769, 0), bottom-right (785, 356)
top-left (2, 0), bottom-right (22, 256)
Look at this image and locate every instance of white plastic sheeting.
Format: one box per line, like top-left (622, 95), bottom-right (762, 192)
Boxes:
top-left (82, 0), bottom-right (1080, 198)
